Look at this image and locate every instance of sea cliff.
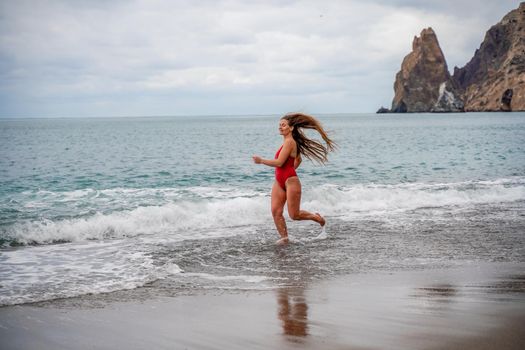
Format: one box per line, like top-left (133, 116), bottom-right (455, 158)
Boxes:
top-left (378, 2), bottom-right (525, 113)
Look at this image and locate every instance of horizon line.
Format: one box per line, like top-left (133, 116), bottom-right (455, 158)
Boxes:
top-left (0, 112), bottom-right (380, 120)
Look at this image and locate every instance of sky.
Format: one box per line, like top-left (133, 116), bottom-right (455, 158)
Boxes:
top-left (0, 0), bottom-right (520, 117)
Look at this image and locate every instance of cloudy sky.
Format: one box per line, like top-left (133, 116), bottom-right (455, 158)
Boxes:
top-left (0, 0), bottom-right (519, 117)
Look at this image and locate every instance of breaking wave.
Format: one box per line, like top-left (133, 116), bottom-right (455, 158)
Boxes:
top-left (1, 178), bottom-right (524, 246)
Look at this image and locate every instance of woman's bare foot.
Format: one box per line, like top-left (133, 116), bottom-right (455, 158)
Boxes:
top-left (276, 237), bottom-right (289, 245)
top-left (315, 213), bottom-right (326, 227)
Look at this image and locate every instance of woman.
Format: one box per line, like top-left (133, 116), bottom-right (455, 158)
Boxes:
top-left (252, 113), bottom-right (337, 244)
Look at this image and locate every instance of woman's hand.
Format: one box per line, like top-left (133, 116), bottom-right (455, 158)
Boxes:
top-left (252, 155), bottom-right (262, 164)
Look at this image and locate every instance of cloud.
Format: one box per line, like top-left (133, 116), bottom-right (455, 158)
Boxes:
top-left (0, 0), bottom-right (520, 116)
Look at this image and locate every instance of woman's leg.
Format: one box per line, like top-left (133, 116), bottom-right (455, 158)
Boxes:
top-left (271, 181), bottom-right (289, 243)
top-left (285, 177), bottom-right (325, 226)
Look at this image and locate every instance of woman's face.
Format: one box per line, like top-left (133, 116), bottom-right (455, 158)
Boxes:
top-left (279, 119), bottom-right (292, 135)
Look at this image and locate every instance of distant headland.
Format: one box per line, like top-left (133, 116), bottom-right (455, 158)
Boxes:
top-left (378, 2), bottom-right (525, 113)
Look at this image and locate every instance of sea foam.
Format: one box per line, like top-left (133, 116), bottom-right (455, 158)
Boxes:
top-left (0, 241), bottom-right (183, 306)
top-left (2, 178), bottom-right (524, 246)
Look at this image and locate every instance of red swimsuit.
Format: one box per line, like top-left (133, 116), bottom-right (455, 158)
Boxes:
top-left (275, 145), bottom-right (297, 190)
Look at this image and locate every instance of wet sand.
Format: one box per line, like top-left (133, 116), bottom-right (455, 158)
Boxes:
top-left (1, 262), bottom-right (524, 350)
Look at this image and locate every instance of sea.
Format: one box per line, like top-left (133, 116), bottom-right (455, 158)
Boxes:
top-left (0, 112), bottom-right (524, 306)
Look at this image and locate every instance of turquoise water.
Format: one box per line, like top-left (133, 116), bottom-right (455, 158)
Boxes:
top-left (1, 113), bottom-right (524, 305)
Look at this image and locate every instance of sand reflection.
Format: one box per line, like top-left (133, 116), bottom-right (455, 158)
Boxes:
top-left (415, 284), bottom-right (458, 299)
top-left (277, 288), bottom-right (309, 338)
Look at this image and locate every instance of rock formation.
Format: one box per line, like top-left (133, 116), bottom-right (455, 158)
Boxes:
top-left (380, 3), bottom-right (525, 113)
top-left (452, 2), bottom-right (525, 111)
top-left (389, 28), bottom-right (464, 113)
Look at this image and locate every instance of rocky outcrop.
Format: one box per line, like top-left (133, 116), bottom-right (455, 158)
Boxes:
top-left (389, 28), bottom-right (464, 113)
top-left (380, 3), bottom-right (525, 113)
top-left (452, 2), bottom-right (525, 111)
top-left (376, 106), bottom-right (390, 113)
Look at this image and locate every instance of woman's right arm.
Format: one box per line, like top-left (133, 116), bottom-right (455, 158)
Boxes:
top-left (252, 156), bottom-right (282, 168)
top-left (253, 140), bottom-right (294, 168)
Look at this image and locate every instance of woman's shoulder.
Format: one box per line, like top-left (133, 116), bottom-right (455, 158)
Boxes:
top-left (284, 138), bottom-right (296, 146)
top-left (284, 138), bottom-right (297, 156)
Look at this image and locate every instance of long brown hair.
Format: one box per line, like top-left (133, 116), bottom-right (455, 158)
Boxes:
top-left (281, 113), bottom-right (337, 164)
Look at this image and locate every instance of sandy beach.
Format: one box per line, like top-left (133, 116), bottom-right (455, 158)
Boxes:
top-left (1, 262), bottom-right (524, 350)
top-left (2, 1), bottom-right (525, 348)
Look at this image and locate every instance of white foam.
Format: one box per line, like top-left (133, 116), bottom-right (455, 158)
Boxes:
top-left (27, 186), bottom-right (261, 205)
top-left (4, 178), bottom-right (524, 245)
top-left (304, 178), bottom-right (525, 219)
top-left (182, 272), bottom-right (268, 283)
top-left (6, 196), bottom-right (269, 245)
top-left (314, 226), bottom-right (328, 240)
top-left (0, 241), bottom-right (183, 306)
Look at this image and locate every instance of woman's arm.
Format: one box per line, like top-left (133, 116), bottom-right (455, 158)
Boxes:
top-left (253, 140), bottom-right (294, 168)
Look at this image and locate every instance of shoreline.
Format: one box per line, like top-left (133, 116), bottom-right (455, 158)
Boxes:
top-left (1, 262), bottom-right (524, 350)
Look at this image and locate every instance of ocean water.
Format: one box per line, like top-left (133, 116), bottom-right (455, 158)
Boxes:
top-left (0, 113), bottom-right (524, 306)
